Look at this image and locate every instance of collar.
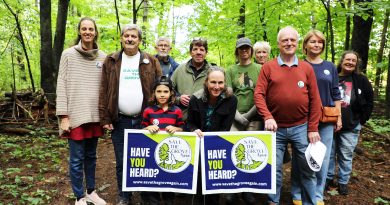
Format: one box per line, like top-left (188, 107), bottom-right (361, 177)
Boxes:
top-left (277, 55), bottom-right (298, 67)
top-left (189, 59), bottom-right (207, 70)
top-left (151, 104), bottom-right (175, 112)
top-left (74, 40), bottom-right (99, 60)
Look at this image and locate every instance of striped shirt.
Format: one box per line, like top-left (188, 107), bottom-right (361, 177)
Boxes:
top-left (141, 105), bottom-right (184, 130)
top-left (56, 42), bottom-right (106, 134)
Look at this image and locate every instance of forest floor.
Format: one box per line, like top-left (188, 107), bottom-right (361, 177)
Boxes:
top-left (0, 99), bottom-right (389, 205)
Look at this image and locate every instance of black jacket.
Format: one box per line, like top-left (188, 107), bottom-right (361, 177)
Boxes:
top-left (350, 73), bottom-right (374, 125)
top-left (187, 89), bottom-right (237, 132)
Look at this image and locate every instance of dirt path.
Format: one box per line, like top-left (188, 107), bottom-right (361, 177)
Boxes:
top-left (51, 129), bottom-right (390, 205)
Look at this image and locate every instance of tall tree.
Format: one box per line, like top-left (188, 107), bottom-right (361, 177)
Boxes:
top-left (3, 0), bottom-right (35, 92)
top-left (351, 0), bottom-right (373, 73)
top-left (53, 0), bottom-right (69, 79)
top-left (237, 1), bottom-right (245, 38)
top-left (321, 0), bottom-right (335, 62)
top-left (373, 10), bottom-right (389, 100)
top-left (339, 0), bottom-right (352, 50)
top-left (39, 0), bottom-right (54, 100)
top-left (386, 51), bottom-right (390, 118)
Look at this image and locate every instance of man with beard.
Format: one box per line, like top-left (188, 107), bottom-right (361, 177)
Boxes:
top-left (171, 38), bottom-right (211, 122)
top-left (99, 24), bottom-right (161, 205)
top-left (154, 37), bottom-right (179, 79)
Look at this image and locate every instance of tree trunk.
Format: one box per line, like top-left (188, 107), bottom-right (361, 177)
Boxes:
top-left (237, 2), bottom-right (245, 38)
top-left (321, 0), bottom-right (335, 63)
top-left (3, 0), bottom-right (35, 92)
top-left (39, 0), bottom-right (53, 100)
top-left (373, 10), bottom-right (389, 100)
top-left (339, 0), bottom-right (352, 50)
top-left (115, 0), bottom-right (121, 36)
top-left (51, 0), bottom-right (69, 103)
top-left (351, 0), bottom-right (373, 73)
top-left (142, 0), bottom-right (148, 47)
top-left (133, 0), bottom-right (137, 24)
top-left (386, 51), bottom-right (390, 118)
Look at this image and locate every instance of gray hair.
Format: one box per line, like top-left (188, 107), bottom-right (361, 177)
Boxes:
top-left (253, 41), bottom-right (271, 54)
top-left (155, 36), bottom-right (172, 47)
top-left (121, 24), bottom-right (142, 39)
top-left (277, 26), bottom-right (299, 42)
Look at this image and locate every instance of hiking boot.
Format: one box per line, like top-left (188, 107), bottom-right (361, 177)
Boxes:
top-left (86, 191), bottom-right (107, 205)
top-left (75, 198), bottom-right (87, 205)
top-left (325, 178), bottom-right (338, 191)
top-left (338, 183), bottom-right (349, 195)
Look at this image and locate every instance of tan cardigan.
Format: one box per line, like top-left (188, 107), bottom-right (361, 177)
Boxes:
top-left (56, 41), bottom-right (106, 135)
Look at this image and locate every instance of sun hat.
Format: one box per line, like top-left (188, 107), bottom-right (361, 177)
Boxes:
top-left (305, 141), bottom-right (327, 172)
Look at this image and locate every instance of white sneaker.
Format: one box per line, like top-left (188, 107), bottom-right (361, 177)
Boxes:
top-left (75, 198), bottom-right (87, 205)
top-left (86, 191), bottom-right (107, 205)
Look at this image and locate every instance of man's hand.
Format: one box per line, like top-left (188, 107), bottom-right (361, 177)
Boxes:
top-left (308, 131), bottom-right (321, 143)
top-left (103, 124), bottom-right (114, 130)
top-left (60, 117), bottom-right (71, 132)
top-left (264, 119), bottom-right (277, 132)
top-left (180, 95), bottom-right (191, 107)
top-left (145, 125), bottom-right (159, 133)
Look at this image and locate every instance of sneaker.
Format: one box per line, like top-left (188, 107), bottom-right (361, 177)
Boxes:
top-left (292, 200), bottom-right (302, 205)
top-left (86, 191), bottom-right (107, 205)
top-left (75, 198), bottom-right (87, 205)
top-left (338, 183), bottom-right (349, 195)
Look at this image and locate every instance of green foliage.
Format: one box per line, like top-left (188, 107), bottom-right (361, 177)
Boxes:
top-left (366, 119), bottom-right (390, 134)
top-left (375, 197), bottom-right (389, 204)
top-left (0, 134), bottom-right (67, 204)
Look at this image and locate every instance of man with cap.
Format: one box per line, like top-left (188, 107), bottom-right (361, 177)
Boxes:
top-left (224, 37), bottom-right (262, 205)
top-left (154, 36), bottom-right (179, 79)
top-left (254, 26), bottom-right (322, 205)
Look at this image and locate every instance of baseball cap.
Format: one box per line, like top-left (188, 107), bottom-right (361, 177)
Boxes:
top-left (305, 141), bottom-right (327, 172)
top-left (154, 76), bottom-right (173, 90)
top-left (236, 37), bottom-right (252, 48)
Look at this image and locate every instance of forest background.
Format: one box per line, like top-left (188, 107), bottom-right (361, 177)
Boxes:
top-left (0, 0), bottom-right (390, 113)
top-left (1, 1), bottom-right (390, 204)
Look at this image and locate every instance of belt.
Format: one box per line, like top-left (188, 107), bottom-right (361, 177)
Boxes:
top-left (118, 113), bottom-right (141, 119)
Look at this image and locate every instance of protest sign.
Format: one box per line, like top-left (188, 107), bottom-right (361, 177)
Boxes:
top-left (201, 131), bottom-right (276, 194)
top-left (123, 130), bottom-right (199, 194)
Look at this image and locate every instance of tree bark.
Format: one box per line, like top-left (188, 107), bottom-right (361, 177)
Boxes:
top-left (351, 0), bottom-right (373, 73)
top-left (237, 2), bottom-right (245, 38)
top-left (321, 0), bottom-right (335, 63)
top-left (114, 0), bottom-right (121, 36)
top-left (39, 0), bottom-right (53, 100)
top-left (142, 0), bottom-right (148, 47)
top-left (373, 10), bottom-right (389, 100)
top-left (339, 0), bottom-right (352, 50)
top-left (386, 52), bottom-right (390, 118)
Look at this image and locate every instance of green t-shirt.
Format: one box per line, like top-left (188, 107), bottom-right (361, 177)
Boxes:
top-left (226, 63), bottom-right (261, 113)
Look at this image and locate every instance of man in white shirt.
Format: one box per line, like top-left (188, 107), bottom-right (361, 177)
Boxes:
top-left (99, 24), bottom-right (161, 205)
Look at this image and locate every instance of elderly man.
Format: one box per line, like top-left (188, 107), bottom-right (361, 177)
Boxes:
top-left (171, 38), bottom-right (211, 122)
top-left (99, 24), bottom-right (161, 205)
top-left (154, 36), bottom-right (179, 79)
top-left (254, 26), bottom-right (322, 205)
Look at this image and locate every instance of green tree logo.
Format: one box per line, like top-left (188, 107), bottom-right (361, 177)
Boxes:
top-left (232, 137), bottom-right (269, 173)
top-left (155, 136), bottom-right (192, 173)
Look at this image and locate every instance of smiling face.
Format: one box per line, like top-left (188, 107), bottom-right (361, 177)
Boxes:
top-left (121, 29), bottom-right (141, 55)
top-left (190, 45), bottom-right (207, 65)
top-left (237, 45), bottom-right (252, 62)
top-left (278, 28), bottom-right (298, 57)
top-left (255, 49), bottom-right (269, 65)
top-left (305, 35), bottom-right (324, 56)
top-left (155, 40), bottom-right (171, 57)
top-left (206, 70), bottom-right (225, 100)
top-left (79, 20), bottom-right (96, 48)
top-left (341, 53), bottom-right (358, 75)
top-left (155, 85), bottom-right (172, 107)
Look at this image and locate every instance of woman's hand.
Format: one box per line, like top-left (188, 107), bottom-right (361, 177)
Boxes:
top-left (60, 117), bottom-right (71, 132)
top-left (194, 129), bottom-right (204, 138)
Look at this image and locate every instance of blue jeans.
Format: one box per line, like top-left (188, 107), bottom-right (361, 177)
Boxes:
top-left (268, 123), bottom-right (317, 205)
top-left (327, 123), bottom-right (361, 185)
top-left (111, 116), bottom-right (141, 201)
top-left (68, 138), bottom-right (98, 198)
top-left (291, 122), bottom-right (334, 202)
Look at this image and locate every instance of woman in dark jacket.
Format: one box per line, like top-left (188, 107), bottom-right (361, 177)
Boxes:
top-left (326, 51), bottom-right (373, 195)
top-left (187, 66), bottom-right (237, 204)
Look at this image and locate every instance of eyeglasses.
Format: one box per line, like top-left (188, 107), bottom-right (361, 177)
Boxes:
top-left (157, 44), bottom-right (170, 48)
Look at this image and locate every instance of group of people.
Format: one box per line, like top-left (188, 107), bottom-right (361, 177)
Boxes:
top-left (56, 17), bottom-right (374, 205)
